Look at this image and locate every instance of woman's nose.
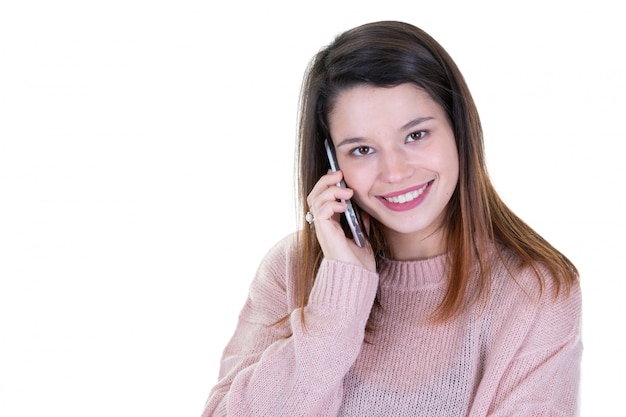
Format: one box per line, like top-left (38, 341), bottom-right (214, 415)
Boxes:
top-left (379, 149), bottom-right (413, 183)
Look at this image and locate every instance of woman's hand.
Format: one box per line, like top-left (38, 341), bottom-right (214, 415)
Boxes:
top-left (306, 170), bottom-right (376, 272)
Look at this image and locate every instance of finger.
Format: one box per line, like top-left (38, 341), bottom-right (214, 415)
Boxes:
top-left (314, 183), bottom-right (353, 203)
top-left (311, 200), bottom-right (348, 223)
top-left (307, 170), bottom-right (345, 203)
top-left (307, 172), bottom-right (353, 212)
top-left (308, 187), bottom-right (353, 219)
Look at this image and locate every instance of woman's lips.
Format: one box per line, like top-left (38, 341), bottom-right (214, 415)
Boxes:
top-left (377, 180), bottom-right (433, 211)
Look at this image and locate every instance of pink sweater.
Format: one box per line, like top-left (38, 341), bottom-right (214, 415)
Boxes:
top-left (201, 235), bottom-right (582, 416)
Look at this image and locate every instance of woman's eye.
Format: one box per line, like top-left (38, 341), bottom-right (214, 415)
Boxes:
top-left (351, 146), bottom-right (373, 156)
top-left (407, 131), bottom-right (427, 142)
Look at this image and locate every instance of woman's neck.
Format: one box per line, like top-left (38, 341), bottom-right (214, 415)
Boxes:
top-left (383, 227), bottom-right (447, 261)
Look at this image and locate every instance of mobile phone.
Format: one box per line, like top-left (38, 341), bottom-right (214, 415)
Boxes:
top-left (324, 138), bottom-right (366, 248)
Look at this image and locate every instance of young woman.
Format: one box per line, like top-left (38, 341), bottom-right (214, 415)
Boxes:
top-left (201, 21), bottom-right (581, 416)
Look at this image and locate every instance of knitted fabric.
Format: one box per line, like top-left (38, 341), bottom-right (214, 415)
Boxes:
top-left (201, 234), bottom-right (582, 416)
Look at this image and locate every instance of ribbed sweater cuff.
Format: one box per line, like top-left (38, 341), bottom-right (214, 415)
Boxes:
top-left (307, 259), bottom-right (379, 318)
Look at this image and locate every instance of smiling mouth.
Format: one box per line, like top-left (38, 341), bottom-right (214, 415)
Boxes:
top-left (382, 181), bottom-right (432, 204)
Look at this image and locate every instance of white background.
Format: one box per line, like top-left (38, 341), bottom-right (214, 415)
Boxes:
top-left (0, 1), bottom-right (623, 416)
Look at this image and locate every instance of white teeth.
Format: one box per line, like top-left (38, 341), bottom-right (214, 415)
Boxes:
top-left (385, 183), bottom-right (429, 204)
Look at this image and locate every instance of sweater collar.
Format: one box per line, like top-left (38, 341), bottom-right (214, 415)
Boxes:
top-left (378, 254), bottom-right (448, 290)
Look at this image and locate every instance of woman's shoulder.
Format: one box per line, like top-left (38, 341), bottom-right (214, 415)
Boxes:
top-left (254, 232), bottom-right (304, 286)
top-left (486, 244), bottom-right (582, 352)
top-left (489, 243), bottom-right (580, 299)
top-left (240, 232), bottom-right (301, 324)
top-left (257, 232), bottom-right (300, 273)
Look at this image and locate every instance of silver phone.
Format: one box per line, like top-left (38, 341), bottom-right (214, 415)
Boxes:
top-left (324, 138), bottom-right (366, 248)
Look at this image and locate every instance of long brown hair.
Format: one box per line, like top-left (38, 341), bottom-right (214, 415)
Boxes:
top-left (294, 21), bottom-right (578, 321)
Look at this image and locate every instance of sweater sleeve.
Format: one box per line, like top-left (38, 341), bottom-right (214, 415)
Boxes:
top-left (480, 274), bottom-right (583, 417)
top-left (200, 237), bottom-right (379, 417)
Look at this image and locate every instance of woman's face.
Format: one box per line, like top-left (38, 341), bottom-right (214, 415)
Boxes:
top-left (328, 83), bottom-right (459, 259)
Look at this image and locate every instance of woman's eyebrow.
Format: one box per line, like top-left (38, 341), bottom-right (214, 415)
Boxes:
top-left (335, 117), bottom-right (435, 148)
top-left (335, 137), bottom-right (364, 148)
top-left (401, 116), bottom-right (435, 131)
